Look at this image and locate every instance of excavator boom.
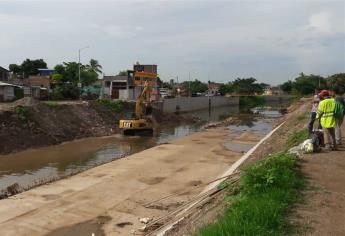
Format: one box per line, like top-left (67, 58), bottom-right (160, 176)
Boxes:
top-left (119, 81), bottom-right (153, 136)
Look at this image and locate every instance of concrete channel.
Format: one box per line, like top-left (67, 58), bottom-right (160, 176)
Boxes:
top-left (0, 105), bottom-right (286, 236)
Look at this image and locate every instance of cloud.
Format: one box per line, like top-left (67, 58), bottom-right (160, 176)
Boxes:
top-left (0, 0), bottom-right (344, 85)
top-left (309, 11), bottom-right (337, 34)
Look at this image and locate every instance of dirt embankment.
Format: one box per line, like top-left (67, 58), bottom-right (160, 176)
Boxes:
top-left (0, 98), bottom-right (196, 155)
top-left (0, 99), bottom-right (122, 154)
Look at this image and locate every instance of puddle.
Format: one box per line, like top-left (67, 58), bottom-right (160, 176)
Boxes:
top-left (44, 215), bottom-right (111, 236)
top-left (223, 142), bottom-right (255, 153)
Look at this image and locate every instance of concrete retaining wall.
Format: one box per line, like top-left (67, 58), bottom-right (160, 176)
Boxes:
top-left (263, 95), bottom-right (295, 104)
top-left (159, 96), bottom-right (239, 113)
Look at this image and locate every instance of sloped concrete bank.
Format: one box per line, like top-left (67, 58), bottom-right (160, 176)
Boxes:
top-left (0, 117), bottom-right (272, 236)
top-left (157, 98), bottom-right (311, 236)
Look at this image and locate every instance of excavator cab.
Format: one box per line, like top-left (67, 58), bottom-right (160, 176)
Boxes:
top-left (119, 81), bottom-right (154, 136)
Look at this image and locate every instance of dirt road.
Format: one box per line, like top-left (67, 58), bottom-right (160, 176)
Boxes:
top-left (291, 123), bottom-right (345, 236)
top-left (0, 127), bottom-right (263, 236)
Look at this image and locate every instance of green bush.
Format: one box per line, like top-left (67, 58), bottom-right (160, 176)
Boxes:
top-left (15, 106), bottom-right (29, 121)
top-left (240, 153), bottom-right (299, 194)
top-left (287, 129), bottom-right (309, 148)
top-left (97, 99), bottom-right (124, 113)
top-left (50, 84), bottom-right (80, 100)
top-left (44, 101), bottom-right (59, 108)
top-left (240, 96), bottom-right (266, 109)
top-left (196, 152), bottom-right (303, 236)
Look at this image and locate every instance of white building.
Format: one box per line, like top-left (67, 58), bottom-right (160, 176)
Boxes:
top-left (101, 75), bottom-right (140, 100)
top-left (0, 82), bottom-right (17, 101)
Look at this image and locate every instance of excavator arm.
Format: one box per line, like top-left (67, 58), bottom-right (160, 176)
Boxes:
top-left (119, 80), bottom-right (153, 136)
top-left (135, 81), bottom-right (150, 119)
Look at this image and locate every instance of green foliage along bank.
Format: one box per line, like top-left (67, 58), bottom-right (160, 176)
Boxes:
top-left (286, 129), bottom-right (309, 149)
top-left (239, 96), bottom-right (266, 110)
top-left (96, 99), bottom-right (124, 113)
top-left (196, 152), bottom-right (303, 236)
top-left (280, 73), bottom-right (345, 96)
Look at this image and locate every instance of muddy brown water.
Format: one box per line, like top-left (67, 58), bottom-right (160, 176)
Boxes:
top-left (0, 106), bottom-right (284, 193)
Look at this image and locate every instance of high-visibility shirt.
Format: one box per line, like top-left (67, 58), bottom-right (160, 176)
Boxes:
top-left (316, 98), bottom-right (336, 128)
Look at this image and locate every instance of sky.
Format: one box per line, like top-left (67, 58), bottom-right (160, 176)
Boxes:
top-left (0, 0), bottom-right (344, 85)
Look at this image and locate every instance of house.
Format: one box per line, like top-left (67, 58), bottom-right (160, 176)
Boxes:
top-left (208, 82), bottom-right (223, 95)
top-left (263, 87), bottom-right (273, 96)
top-left (23, 76), bottom-right (51, 99)
top-left (101, 63), bottom-right (160, 101)
top-left (133, 63), bottom-right (159, 100)
top-left (37, 68), bottom-right (54, 76)
top-left (0, 82), bottom-right (17, 101)
top-left (271, 86), bottom-right (284, 95)
top-left (0, 66), bottom-right (9, 82)
top-left (25, 76), bottom-right (51, 90)
top-left (101, 74), bottom-right (137, 100)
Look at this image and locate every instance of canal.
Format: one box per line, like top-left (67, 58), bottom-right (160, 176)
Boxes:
top-left (0, 105), bottom-right (284, 194)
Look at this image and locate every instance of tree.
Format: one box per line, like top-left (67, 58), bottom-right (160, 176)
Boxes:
top-left (280, 80), bottom-right (293, 94)
top-left (20, 59), bottom-right (47, 77)
top-left (219, 83), bottom-right (233, 95)
top-left (231, 78), bottom-right (264, 95)
top-left (291, 73), bottom-right (326, 95)
top-left (326, 73), bottom-right (345, 94)
top-left (53, 61), bottom-right (98, 86)
top-left (51, 61), bottom-right (99, 99)
top-left (118, 70), bottom-right (128, 76)
top-left (157, 77), bottom-right (163, 87)
top-left (87, 59), bottom-right (102, 74)
top-left (8, 59), bottom-right (47, 77)
top-left (161, 81), bottom-right (173, 89)
top-left (182, 79), bottom-right (208, 95)
top-left (9, 64), bottom-right (21, 74)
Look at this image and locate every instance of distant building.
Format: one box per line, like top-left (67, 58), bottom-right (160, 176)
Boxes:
top-left (101, 73), bottom-right (137, 100)
top-left (0, 66), bottom-right (9, 82)
top-left (133, 63), bottom-right (158, 100)
top-left (100, 63), bottom-right (160, 101)
top-left (208, 82), bottom-right (223, 95)
top-left (271, 86), bottom-right (284, 95)
top-left (21, 76), bottom-right (51, 99)
top-left (25, 76), bottom-right (51, 90)
top-left (37, 68), bottom-right (54, 76)
top-left (159, 88), bottom-right (173, 98)
top-left (0, 82), bottom-right (17, 101)
top-left (263, 87), bottom-right (273, 96)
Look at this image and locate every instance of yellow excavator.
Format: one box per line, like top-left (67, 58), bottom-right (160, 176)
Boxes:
top-left (119, 81), bottom-right (154, 135)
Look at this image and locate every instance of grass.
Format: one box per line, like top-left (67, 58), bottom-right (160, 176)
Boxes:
top-left (196, 152), bottom-right (303, 236)
top-left (239, 96), bottom-right (266, 110)
top-left (44, 101), bottom-right (59, 108)
top-left (15, 106), bottom-right (29, 122)
top-left (96, 99), bottom-right (124, 113)
top-left (296, 113), bottom-right (308, 122)
top-left (286, 129), bottom-right (309, 148)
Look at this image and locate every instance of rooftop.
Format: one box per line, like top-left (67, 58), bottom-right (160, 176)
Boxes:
top-left (0, 66), bottom-right (9, 72)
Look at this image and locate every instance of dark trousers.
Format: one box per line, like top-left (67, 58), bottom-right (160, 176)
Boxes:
top-left (308, 112), bottom-right (317, 134)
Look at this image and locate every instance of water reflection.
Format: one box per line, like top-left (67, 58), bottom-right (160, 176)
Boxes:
top-left (0, 105), bottom-right (276, 192)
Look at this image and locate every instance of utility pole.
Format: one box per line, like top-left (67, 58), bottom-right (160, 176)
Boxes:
top-left (188, 72), bottom-right (191, 97)
top-left (78, 46), bottom-right (89, 99)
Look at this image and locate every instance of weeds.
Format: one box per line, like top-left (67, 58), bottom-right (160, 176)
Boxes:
top-left (15, 106), bottom-right (29, 121)
top-left (287, 129), bottom-right (309, 148)
top-left (44, 101), bottom-right (59, 108)
top-left (196, 152), bottom-right (303, 236)
top-left (296, 113), bottom-right (308, 122)
top-left (239, 96), bottom-right (266, 110)
top-left (97, 99), bottom-right (124, 113)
